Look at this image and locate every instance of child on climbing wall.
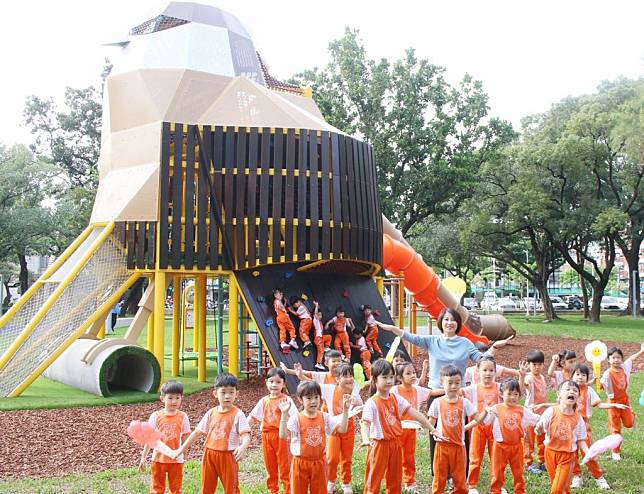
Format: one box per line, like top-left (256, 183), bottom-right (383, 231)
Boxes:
top-left (325, 307), bottom-right (354, 361)
top-left (350, 327), bottom-right (372, 379)
top-left (272, 288), bottom-right (298, 353)
top-left (313, 301), bottom-right (332, 371)
top-left (288, 296), bottom-right (313, 352)
top-left (138, 380), bottom-right (191, 494)
top-left (360, 304), bottom-right (382, 357)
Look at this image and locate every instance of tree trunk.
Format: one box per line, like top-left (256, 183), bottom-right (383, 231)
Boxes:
top-left (588, 284), bottom-right (603, 323)
top-left (576, 251), bottom-right (590, 319)
top-left (18, 254), bottom-right (29, 294)
top-left (622, 249), bottom-right (641, 316)
top-left (2, 281), bottom-right (11, 313)
top-left (533, 278), bottom-right (557, 321)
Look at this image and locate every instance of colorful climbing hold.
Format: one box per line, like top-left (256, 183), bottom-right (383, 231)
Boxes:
top-left (265, 319), bottom-right (274, 327)
top-left (284, 271), bottom-right (294, 279)
top-left (252, 270), bottom-right (260, 277)
top-left (341, 290), bottom-right (349, 298)
top-left (301, 294), bottom-right (308, 301)
top-left (257, 296), bottom-right (266, 303)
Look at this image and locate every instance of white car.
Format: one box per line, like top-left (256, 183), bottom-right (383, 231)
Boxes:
top-left (493, 297), bottom-right (518, 312)
top-left (463, 297), bottom-right (479, 310)
top-left (550, 296), bottom-right (568, 310)
top-left (600, 296), bottom-right (627, 310)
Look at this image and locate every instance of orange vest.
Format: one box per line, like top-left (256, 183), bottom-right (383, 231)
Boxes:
top-left (333, 316), bottom-right (348, 333)
top-left (152, 411), bottom-right (187, 463)
top-left (546, 408), bottom-right (581, 452)
top-left (204, 407), bottom-right (238, 451)
top-left (476, 383), bottom-right (500, 413)
top-left (496, 404), bottom-right (525, 445)
top-left (439, 398), bottom-right (466, 445)
top-left (608, 367), bottom-right (628, 401)
top-left (298, 412), bottom-right (327, 460)
top-left (374, 394), bottom-right (403, 440)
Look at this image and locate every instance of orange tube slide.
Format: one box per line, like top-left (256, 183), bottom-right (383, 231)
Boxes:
top-left (382, 233), bottom-right (490, 345)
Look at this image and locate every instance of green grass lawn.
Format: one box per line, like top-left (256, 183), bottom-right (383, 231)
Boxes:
top-left (1, 373), bottom-right (642, 493)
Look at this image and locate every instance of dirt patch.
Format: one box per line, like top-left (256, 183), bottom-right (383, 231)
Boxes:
top-left (0, 334), bottom-right (640, 480)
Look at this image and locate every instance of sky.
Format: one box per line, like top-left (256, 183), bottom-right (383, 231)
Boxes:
top-left (1, 0), bottom-right (642, 146)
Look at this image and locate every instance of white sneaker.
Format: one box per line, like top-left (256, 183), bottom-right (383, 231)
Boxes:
top-left (327, 481), bottom-right (335, 494)
top-left (342, 484), bottom-right (353, 494)
top-left (571, 476), bottom-right (583, 488)
top-left (468, 488), bottom-right (479, 494)
top-left (501, 489), bottom-right (508, 494)
top-left (405, 485), bottom-right (417, 493)
top-left (289, 339), bottom-right (299, 349)
top-left (611, 452), bottom-right (621, 461)
top-left (595, 477), bottom-right (610, 490)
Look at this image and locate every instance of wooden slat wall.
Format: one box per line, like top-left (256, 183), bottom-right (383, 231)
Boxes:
top-left (138, 124), bottom-right (383, 273)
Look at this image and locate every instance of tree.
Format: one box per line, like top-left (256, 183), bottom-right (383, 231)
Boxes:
top-left (291, 29), bottom-right (515, 236)
top-left (0, 145), bottom-right (59, 293)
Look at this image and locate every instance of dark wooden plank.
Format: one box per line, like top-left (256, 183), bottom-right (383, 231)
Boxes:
top-left (309, 131), bottom-right (319, 258)
top-left (297, 129), bottom-right (308, 260)
top-left (346, 137), bottom-right (358, 258)
top-left (338, 136), bottom-right (350, 256)
top-left (223, 128), bottom-right (235, 270)
top-left (271, 129), bottom-right (284, 263)
top-left (135, 221), bottom-right (145, 268)
top-left (284, 128), bottom-right (296, 262)
top-left (196, 125), bottom-right (209, 269)
top-left (159, 122), bottom-right (171, 269)
top-left (209, 126), bottom-right (222, 269)
top-left (147, 222), bottom-right (156, 269)
top-left (362, 141), bottom-right (375, 263)
top-left (369, 145), bottom-right (383, 264)
top-left (115, 222), bottom-right (126, 246)
top-left (355, 141), bottom-right (368, 261)
top-left (126, 221), bottom-right (136, 270)
top-left (171, 123), bottom-right (184, 269)
top-left (246, 128), bottom-right (259, 268)
top-left (330, 133), bottom-right (342, 257)
top-left (184, 125), bottom-right (196, 269)
top-left (258, 128), bottom-right (271, 264)
top-left (320, 131), bottom-right (331, 258)
top-left (235, 129), bottom-right (248, 269)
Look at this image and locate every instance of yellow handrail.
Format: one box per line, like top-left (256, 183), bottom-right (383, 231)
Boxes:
top-left (0, 223), bottom-right (115, 372)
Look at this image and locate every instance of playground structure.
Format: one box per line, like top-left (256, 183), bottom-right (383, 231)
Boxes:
top-left (0, 2), bottom-right (514, 398)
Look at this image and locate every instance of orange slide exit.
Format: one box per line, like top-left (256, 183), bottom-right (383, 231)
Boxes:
top-left (382, 233), bottom-right (490, 345)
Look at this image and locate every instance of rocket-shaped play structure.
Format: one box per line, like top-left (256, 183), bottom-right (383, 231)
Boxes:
top-left (0, 2), bottom-right (513, 397)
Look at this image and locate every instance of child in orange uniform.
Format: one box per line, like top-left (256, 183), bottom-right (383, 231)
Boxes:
top-left (463, 343), bottom-right (520, 386)
top-left (427, 365), bottom-right (489, 494)
top-left (139, 381), bottom-right (191, 494)
top-left (548, 349), bottom-right (577, 387)
top-left (351, 328), bottom-right (372, 379)
top-left (279, 381), bottom-right (352, 494)
top-left (289, 297), bottom-right (314, 351)
top-left (361, 359), bottom-right (439, 494)
top-left (313, 301), bottom-right (332, 371)
top-left (325, 307), bottom-right (354, 360)
top-left (569, 364), bottom-right (628, 489)
top-left (523, 349), bottom-right (549, 474)
top-left (281, 350), bottom-right (344, 385)
top-left (248, 368), bottom-right (297, 494)
top-left (321, 364), bottom-right (364, 494)
top-left (600, 343), bottom-right (642, 460)
top-left (535, 380), bottom-right (589, 494)
top-left (392, 362), bottom-right (441, 493)
top-left (173, 373), bottom-right (251, 494)
top-left (273, 289), bottom-right (298, 352)
top-left (460, 356), bottom-right (504, 494)
top-left (486, 379), bottom-right (541, 494)
top-left (361, 304), bottom-right (382, 357)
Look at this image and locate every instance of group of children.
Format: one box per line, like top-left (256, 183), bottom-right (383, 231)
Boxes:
top-left (138, 341), bottom-right (642, 494)
top-left (272, 288), bottom-right (381, 376)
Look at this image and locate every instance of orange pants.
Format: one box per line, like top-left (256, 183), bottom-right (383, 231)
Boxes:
top-left (277, 314), bottom-right (296, 344)
top-left (400, 429), bottom-right (417, 487)
top-left (572, 422), bottom-right (602, 479)
top-left (490, 442), bottom-right (525, 494)
top-left (544, 448), bottom-right (576, 494)
top-left (468, 423), bottom-right (494, 488)
top-left (328, 430), bottom-right (355, 484)
top-left (524, 425), bottom-right (545, 466)
top-left (360, 349), bottom-right (372, 379)
top-left (433, 442), bottom-right (467, 494)
top-left (365, 327), bottom-right (381, 354)
top-left (150, 461), bottom-right (183, 494)
top-left (607, 397), bottom-right (635, 453)
top-left (298, 318), bottom-right (312, 344)
top-left (314, 335), bottom-right (332, 364)
top-left (262, 430), bottom-right (291, 494)
top-left (364, 438), bottom-right (403, 494)
top-left (290, 456), bottom-right (327, 494)
top-left (333, 331), bottom-right (351, 358)
top-left (201, 449), bottom-right (238, 494)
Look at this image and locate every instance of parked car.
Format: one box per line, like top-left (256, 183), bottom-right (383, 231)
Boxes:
top-left (599, 296), bottom-right (627, 310)
top-left (493, 297), bottom-right (518, 312)
top-left (550, 296), bottom-right (568, 310)
top-left (463, 297), bottom-right (479, 310)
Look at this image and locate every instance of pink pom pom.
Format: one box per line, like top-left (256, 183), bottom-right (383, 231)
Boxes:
top-left (127, 420), bottom-right (162, 447)
top-left (582, 434), bottom-right (623, 464)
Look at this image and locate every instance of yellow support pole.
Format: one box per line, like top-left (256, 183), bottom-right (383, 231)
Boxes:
top-left (228, 275), bottom-right (239, 377)
top-left (197, 275), bottom-right (207, 382)
top-left (154, 271), bottom-right (166, 379)
top-left (147, 276), bottom-right (155, 353)
top-left (375, 276), bottom-right (384, 297)
top-left (172, 276), bottom-right (181, 377)
top-left (193, 277), bottom-right (200, 367)
top-left (97, 322), bottom-right (106, 340)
